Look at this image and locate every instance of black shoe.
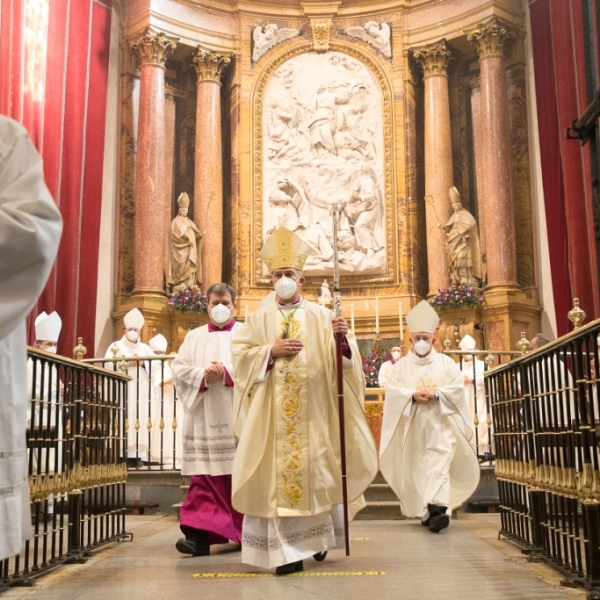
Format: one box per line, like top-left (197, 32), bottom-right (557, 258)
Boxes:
top-left (275, 560), bottom-right (304, 574)
top-left (176, 538), bottom-right (210, 556)
top-left (428, 513), bottom-right (450, 533)
top-left (313, 551), bottom-right (327, 562)
top-left (421, 518), bottom-right (430, 527)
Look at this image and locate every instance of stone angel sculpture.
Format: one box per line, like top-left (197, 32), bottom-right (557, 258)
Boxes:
top-left (252, 23), bottom-right (300, 62)
top-left (344, 21), bottom-right (391, 59)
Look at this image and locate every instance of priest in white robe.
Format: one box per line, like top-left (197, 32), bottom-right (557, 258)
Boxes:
top-left (104, 308), bottom-right (154, 460)
top-left (0, 115), bottom-right (63, 561)
top-left (377, 344), bottom-right (402, 388)
top-left (149, 333), bottom-right (182, 467)
top-left (172, 283), bottom-right (243, 556)
top-left (231, 226), bottom-right (378, 574)
top-left (459, 334), bottom-right (490, 457)
top-left (380, 300), bottom-right (480, 533)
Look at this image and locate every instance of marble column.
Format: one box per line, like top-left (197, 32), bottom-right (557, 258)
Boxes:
top-left (412, 41), bottom-right (453, 296)
top-left (192, 47), bottom-right (232, 291)
top-left (130, 27), bottom-right (177, 294)
top-left (468, 18), bottom-right (518, 287)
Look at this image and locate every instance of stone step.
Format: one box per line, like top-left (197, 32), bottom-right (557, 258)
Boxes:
top-left (356, 501), bottom-right (404, 520)
top-left (364, 483), bottom-right (399, 502)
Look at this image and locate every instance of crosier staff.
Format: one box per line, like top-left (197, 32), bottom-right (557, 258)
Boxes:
top-left (331, 200), bottom-right (350, 557)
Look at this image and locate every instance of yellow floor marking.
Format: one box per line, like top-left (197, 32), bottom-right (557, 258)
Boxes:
top-left (194, 571), bottom-right (386, 579)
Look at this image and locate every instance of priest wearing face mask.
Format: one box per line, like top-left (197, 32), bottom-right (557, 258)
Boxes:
top-left (171, 283), bottom-right (243, 557)
top-left (105, 308), bottom-right (154, 459)
top-left (231, 226), bottom-right (378, 574)
top-left (377, 345), bottom-right (402, 388)
top-left (379, 300), bottom-right (479, 533)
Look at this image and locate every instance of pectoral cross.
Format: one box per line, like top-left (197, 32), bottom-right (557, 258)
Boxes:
top-left (210, 419), bottom-right (228, 434)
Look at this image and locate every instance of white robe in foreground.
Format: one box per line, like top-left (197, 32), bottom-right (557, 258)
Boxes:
top-left (0, 116), bottom-right (63, 561)
top-left (461, 357), bottom-right (490, 453)
top-left (171, 322), bottom-right (241, 476)
top-left (380, 349), bottom-right (480, 520)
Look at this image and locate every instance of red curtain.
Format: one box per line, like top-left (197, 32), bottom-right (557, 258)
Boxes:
top-left (529, 0), bottom-right (600, 335)
top-left (0, 0), bottom-right (112, 355)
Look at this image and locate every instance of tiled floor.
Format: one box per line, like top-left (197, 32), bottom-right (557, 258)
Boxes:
top-left (1, 513), bottom-right (588, 600)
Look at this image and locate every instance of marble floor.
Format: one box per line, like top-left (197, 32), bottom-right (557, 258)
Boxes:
top-left (1, 513), bottom-right (588, 600)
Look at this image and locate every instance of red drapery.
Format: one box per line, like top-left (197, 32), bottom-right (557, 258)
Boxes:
top-left (529, 0), bottom-right (600, 335)
top-left (0, 0), bottom-right (112, 354)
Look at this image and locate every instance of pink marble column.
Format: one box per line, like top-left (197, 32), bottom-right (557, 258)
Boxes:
top-left (130, 28), bottom-right (177, 294)
top-left (468, 19), bottom-right (518, 287)
top-left (192, 48), bottom-right (232, 291)
top-left (412, 41), bottom-right (454, 296)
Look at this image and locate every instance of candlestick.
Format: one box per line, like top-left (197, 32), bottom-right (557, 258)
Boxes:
top-left (244, 305), bottom-right (249, 321)
top-left (399, 302), bottom-right (403, 342)
top-left (350, 303), bottom-right (355, 332)
top-left (375, 296), bottom-right (379, 335)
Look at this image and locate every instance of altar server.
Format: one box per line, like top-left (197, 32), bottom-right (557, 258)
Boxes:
top-left (380, 300), bottom-right (479, 533)
top-left (378, 345), bottom-right (402, 388)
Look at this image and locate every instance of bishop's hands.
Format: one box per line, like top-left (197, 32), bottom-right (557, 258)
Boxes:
top-left (205, 361), bottom-right (225, 383)
top-left (271, 332), bottom-right (304, 359)
top-left (413, 389), bottom-right (435, 404)
top-left (331, 317), bottom-right (349, 336)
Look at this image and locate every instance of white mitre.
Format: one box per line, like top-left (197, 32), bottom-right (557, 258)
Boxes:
top-left (123, 308), bottom-right (145, 330)
top-left (406, 300), bottom-right (439, 335)
top-left (459, 334), bottom-right (476, 351)
top-left (35, 311), bottom-right (62, 342)
top-left (149, 333), bottom-right (168, 353)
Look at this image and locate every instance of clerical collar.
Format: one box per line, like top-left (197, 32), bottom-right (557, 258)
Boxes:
top-left (277, 295), bottom-right (303, 307)
top-left (408, 347), bottom-right (438, 365)
top-left (120, 336), bottom-right (140, 349)
top-left (208, 319), bottom-right (236, 332)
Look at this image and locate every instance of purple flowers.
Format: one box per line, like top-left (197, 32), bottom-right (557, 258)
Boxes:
top-left (168, 286), bottom-right (208, 313)
top-left (430, 284), bottom-right (485, 311)
top-left (362, 345), bottom-right (389, 387)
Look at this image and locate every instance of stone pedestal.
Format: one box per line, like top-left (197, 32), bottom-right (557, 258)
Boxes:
top-left (435, 307), bottom-right (482, 350)
top-left (170, 311), bottom-right (209, 350)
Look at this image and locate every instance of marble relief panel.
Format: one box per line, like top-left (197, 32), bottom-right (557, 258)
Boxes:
top-left (261, 51), bottom-right (387, 277)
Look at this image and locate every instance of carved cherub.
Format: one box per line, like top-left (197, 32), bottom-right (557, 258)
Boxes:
top-left (252, 24), bottom-right (300, 62)
top-left (344, 21), bottom-right (391, 59)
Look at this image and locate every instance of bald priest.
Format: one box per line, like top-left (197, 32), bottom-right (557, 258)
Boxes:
top-left (379, 300), bottom-right (480, 533)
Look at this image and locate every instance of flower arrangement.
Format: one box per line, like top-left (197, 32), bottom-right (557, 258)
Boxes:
top-left (362, 344), bottom-right (389, 387)
top-left (430, 284), bottom-right (484, 311)
top-left (168, 286), bottom-right (207, 313)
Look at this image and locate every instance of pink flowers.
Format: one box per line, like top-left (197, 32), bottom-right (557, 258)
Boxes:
top-left (362, 345), bottom-right (389, 387)
top-left (430, 284), bottom-right (485, 311)
top-left (168, 286), bottom-right (208, 313)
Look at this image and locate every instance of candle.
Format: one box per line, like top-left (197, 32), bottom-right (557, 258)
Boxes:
top-left (399, 302), bottom-right (403, 342)
top-left (350, 303), bottom-right (355, 332)
top-left (244, 305), bottom-right (249, 321)
top-left (375, 296), bottom-right (379, 334)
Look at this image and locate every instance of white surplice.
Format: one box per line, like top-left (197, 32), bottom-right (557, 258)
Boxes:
top-left (461, 357), bottom-right (490, 453)
top-left (0, 116), bottom-right (63, 561)
top-left (380, 348), bottom-right (480, 520)
top-left (171, 322), bottom-right (241, 476)
top-left (105, 338), bottom-right (154, 459)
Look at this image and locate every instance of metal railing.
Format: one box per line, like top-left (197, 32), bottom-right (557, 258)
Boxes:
top-left (83, 354), bottom-right (182, 471)
top-left (487, 319), bottom-right (600, 590)
top-left (1, 348), bottom-right (130, 591)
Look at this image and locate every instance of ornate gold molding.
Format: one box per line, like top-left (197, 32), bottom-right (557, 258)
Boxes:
top-left (466, 18), bottom-right (516, 59)
top-left (411, 40), bottom-right (452, 76)
top-left (129, 27), bottom-right (178, 67)
top-left (310, 18), bottom-right (332, 52)
top-left (192, 46), bottom-right (232, 83)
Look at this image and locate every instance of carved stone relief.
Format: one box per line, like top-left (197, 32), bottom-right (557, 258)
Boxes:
top-left (343, 22), bottom-right (391, 59)
top-left (252, 24), bottom-right (301, 62)
top-left (262, 51), bottom-right (387, 276)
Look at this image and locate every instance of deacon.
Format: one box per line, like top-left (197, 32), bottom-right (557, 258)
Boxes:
top-left (171, 283), bottom-right (243, 556)
top-left (459, 334), bottom-right (489, 457)
top-left (231, 226), bottom-right (378, 574)
top-left (378, 344), bottom-right (402, 388)
top-left (379, 300), bottom-right (479, 533)
top-left (105, 308), bottom-right (154, 460)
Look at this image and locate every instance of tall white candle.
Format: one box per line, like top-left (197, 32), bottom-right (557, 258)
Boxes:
top-left (399, 302), bottom-right (403, 341)
top-left (244, 305), bottom-right (249, 321)
top-left (350, 303), bottom-right (355, 332)
top-left (375, 297), bottom-right (379, 334)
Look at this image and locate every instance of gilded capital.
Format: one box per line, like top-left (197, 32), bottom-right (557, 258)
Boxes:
top-left (310, 18), bottom-right (332, 52)
top-left (467, 18), bottom-right (516, 58)
top-left (192, 47), bottom-right (232, 83)
top-left (411, 40), bottom-right (452, 76)
top-left (129, 27), bottom-right (177, 67)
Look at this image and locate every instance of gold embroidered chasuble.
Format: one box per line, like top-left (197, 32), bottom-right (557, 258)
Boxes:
top-left (231, 299), bottom-right (378, 519)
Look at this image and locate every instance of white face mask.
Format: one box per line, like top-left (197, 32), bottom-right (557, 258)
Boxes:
top-left (210, 303), bottom-right (232, 325)
top-left (126, 330), bottom-right (139, 343)
top-left (391, 351), bottom-right (401, 360)
top-left (274, 276), bottom-right (298, 300)
top-left (44, 346), bottom-right (57, 354)
top-left (413, 340), bottom-right (432, 356)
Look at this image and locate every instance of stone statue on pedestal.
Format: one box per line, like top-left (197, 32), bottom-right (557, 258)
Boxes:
top-left (441, 186), bottom-right (482, 285)
top-left (317, 278), bottom-right (332, 306)
top-left (167, 192), bottom-right (202, 293)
